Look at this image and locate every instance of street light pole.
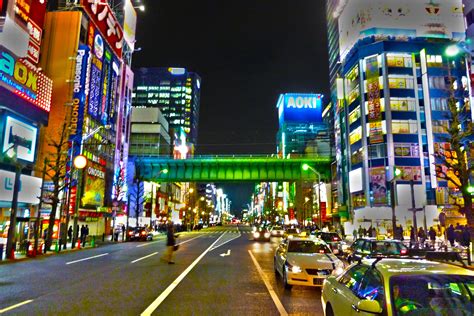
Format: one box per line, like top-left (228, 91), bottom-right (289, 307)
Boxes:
top-left (5, 149), bottom-right (22, 259)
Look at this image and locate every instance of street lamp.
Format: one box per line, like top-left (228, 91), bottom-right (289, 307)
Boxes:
top-left (302, 164), bottom-right (322, 229)
top-left (149, 168), bottom-right (169, 228)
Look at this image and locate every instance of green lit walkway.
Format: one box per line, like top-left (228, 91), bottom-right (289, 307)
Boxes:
top-left (135, 155), bottom-right (330, 182)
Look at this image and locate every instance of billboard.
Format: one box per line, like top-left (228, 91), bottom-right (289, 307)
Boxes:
top-left (369, 167), bottom-right (387, 205)
top-left (123, 0), bottom-right (137, 51)
top-left (366, 55), bottom-right (384, 144)
top-left (0, 170), bottom-right (42, 204)
top-left (338, 0), bottom-right (465, 60)
top-left (82, 161), bottom-right (106, 207)
top-left (2, 115), bottom-right (38, 163)
top-left (81, 0), bottom-right (123, 58)
top-left (277, 93), bottom-right (323, 124)
top-left (0, 45), bottom-right (53, 112)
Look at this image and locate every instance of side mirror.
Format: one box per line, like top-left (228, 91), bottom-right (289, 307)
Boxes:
top-left (355, 300), bottom-right (382, 314)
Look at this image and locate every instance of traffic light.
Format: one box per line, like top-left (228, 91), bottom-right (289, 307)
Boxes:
top-left (394, 167), bottom-right (402, 177)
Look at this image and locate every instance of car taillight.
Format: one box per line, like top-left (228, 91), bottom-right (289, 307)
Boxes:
top-left (333, 237), bottom-right (340, 241)
top-left (141, 231), bottom-right (146, 236)
top-left (400, 249), bottom-right (408, 255)
top-left (319, 250), bottom-right (325, 254)
top-left (129, 231), bottom-right (133, 235)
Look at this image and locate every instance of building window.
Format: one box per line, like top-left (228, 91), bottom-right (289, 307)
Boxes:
top-left (387, 54), bottom-right (412, 68)
top-left (351, 148), bottom-right (364, 165)
top-left (432, 120), bottom-right (449, 134)
top-left (349, 106), bottom-right (361, 125)
top-left (368, 144), bottom-right (386, 158)
top-left (429, 76), bottom-right (446, 89)
top-left (426, 55), bottom-right (443, 67)
top-left (390, 98), bottom-right (416, 111)
top-left (392, 120), bottom-right (418, 134)
top-left (394, 143), bottom-right (420, 157)
top-left (430, 98), bottom-right (448, 111)
top-left (388, 76), bottom-right (414, 89)
top-left (349, 126), bottom-right (362, 145)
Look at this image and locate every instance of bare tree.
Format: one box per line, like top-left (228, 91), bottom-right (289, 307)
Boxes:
top-left (42, 122), bottom-right (69, 252)
top-left (434, 80), bottom-right (474, 234)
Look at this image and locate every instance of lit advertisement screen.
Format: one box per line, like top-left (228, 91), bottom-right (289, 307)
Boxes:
top-left (2, 115), bottom-right (38, 163)
top-left (277, 93), bottom-right (323, 124)
top-left (82, 161), bottom-right (105, 207)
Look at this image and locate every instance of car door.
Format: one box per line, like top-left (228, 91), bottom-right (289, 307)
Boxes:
top-left (351, 269), bottom-right (386, 316)
top-left (275, 241), bottom-right (287, 274)
top-left (329, 265), bottom-right (369, 316)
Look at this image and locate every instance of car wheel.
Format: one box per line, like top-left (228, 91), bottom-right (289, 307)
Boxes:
top-left (283, 269), bottom-right (292, 290)
top-left (326, 304), bottom-right (334, 316)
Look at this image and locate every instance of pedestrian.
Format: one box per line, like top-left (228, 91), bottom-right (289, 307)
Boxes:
top-left (462, 225), bottom-right (471, 248)
top-left (447, 224), bottom-right (455, 247)
top-left (410, 226), bottom-right (416, 248)
top-left (398, 225), bottom-right (404, 241)
top-left (84, 225), bottom-right (89, 246)
top-left (353, 228), bottom-right (358, 240)
top-left (121, 224), bottom-right (126, 241)
top-left (161, 222), bottom-right (177, 264)
top-left (80, 225), bottom-right (86, 246)
top-left (418, 227), bottom-right (426, 246)
top-left (429, 226), bottom-right (436, 249)
top-left (114, 226), bottom-right (119, 242)
top-left (358, 226), bottom-right (363, 238)
top-left (455, 222), bottom-right (463, 243)
top-left (67, 226), bottom-right (73, 243)
top-left (43, 227), bottom-right (48, 240)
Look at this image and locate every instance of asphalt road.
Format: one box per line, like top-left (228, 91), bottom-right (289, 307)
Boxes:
top-left (0, 226), bottom-right (323, 315)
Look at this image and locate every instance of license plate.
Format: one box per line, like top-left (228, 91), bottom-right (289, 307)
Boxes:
top-left (317, 271), bottom-right (329, 276)
top-left (135, 234), bottom-right (139, 237)
top-left (313, 278), bottom-right (324, 285)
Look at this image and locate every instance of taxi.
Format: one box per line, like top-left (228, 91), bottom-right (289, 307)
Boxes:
top-left (274, 237), bottom-right (345, 289)
top-left (321, 257), bottom-right (474, 316)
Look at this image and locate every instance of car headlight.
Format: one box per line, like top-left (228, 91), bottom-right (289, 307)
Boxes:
top-left (332, 261), bottom-right (345, 276)
top-left (253, 232), bottom-right (260, 238)
top-left (341, 244), bottom-right (349, 251)
top-left (264, 233), bottom-right (270, 238)
top-left (286, 262), bottom-right (302, 273)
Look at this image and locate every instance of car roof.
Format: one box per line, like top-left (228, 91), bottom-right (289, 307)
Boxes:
top-left (286, 237), bottom-right (327, 243)
top-left (359, 258), bottom-right (474, 278)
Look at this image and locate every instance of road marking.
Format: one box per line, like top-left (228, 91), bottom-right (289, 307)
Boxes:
top-left (131, 252), bottom-right (159, 264)
top-left (136, 236), bottom-right (165, 247)
top-left (220, 249), bottom-right (231, 257)
top-left (66, 253), bottom-right (109, 265)
top-left (248, 250), bottom-right (288, 316)
top-left (175, 235), bottom-right (202, 246)
top-left (141, 233), bottom-right (226, 316)
top-left (209, 232), bottom-right (241, 251)
top-left (0, 300), bottom-right (33, 314)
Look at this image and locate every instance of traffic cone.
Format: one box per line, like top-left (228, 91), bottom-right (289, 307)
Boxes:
top-left (10, 248), bottom-right (15, 260)
top-left (77, 239), bottom-right (81, 249)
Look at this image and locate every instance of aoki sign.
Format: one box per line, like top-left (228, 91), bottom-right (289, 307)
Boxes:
top-left (277, 93), bottom-right (323, 123)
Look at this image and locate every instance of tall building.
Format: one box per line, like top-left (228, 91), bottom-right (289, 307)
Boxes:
top-left (133, 67), bottom-right (201, 153)
top-left (0, 1), bottom-right (52, 252)
top-left (326, 0), bottom-right (469, 233)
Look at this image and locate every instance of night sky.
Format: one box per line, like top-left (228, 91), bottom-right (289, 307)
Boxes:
top-left (134, 0), bottom-right (330, 212)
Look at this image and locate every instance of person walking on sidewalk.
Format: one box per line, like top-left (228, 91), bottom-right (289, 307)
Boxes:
top-left (161, 222), bottom-right (177, 264)
top-left (80, 225), bottom-right (86, 246)
top-left (429, 227), bottom-right (436, 249)
top-left (447, 224), bottom-right (455, 247)
top-left (67, 226), bottom-right (73, 243)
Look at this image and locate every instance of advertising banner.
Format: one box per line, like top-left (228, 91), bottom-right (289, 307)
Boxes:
top-left (366, 55), bottom-right (384, 144)
top-left (0, 170), bottom-right (42, 204)
top-left (70, 45), bottom-right (91, 151)
top-left (82, 161), bottom-right (105, 207)
top-left (80, 0), bottom-right (123, 58)
top-left (2, 115), bottom-right (38, 162)
top-left (277, 93), bottom-right (324, 124)
top-left (369, 167), bottom-right (387, 205)
top-left (0, 45), bottom-right (52, 112)
top-left (338, 0), bottom-right (465, 61)
top-left (88, 57), bottom-right (102, 119)
top-left (123, 0), bottom-right (137, 51)
top-left (100, 49), bottom-right (111, 124)
top-left (399, 166), bottom-right (422, 181)
top-left (26, 0), bottom-right (48, 64)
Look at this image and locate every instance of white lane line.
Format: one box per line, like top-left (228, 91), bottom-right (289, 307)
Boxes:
top-left (209, 232), bottom-right (241, 251)
top-left (131, 252), bottom-right (159, 264)
top-left (175, 235), bottom-right (202, 246)
top-left (136, 240), bottom-right (162, 248)
top-left (65, 253), bottom-right (109, 265)
top-left (141, 232), bottom-right (226, 316)
top-left (248, 250), bottom-right (288, 316)
top-left (0, 300), bottom-right (33, 314)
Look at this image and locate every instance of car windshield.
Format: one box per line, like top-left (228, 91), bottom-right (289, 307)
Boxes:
top-left (286, 228), bottom-right (300, 234)
top-left (390, 274), bottom-right (474, 316)
top-left (288, 240), bottom-right (331, 254)
top-left (371, 241), bottom-right (404, 254)
top-left (272, 226), bottom-right (282, 230)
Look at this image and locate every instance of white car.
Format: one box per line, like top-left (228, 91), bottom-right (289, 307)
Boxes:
top-left (270, 225), bottom-right (285, 237)
top-left (274, 237), bottom-right (344, 289)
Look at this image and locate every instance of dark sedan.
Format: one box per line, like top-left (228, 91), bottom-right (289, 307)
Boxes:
top-left (346, 238), bottom-right (408, 263)
top-left (128, 227), bottom-right (153, 241)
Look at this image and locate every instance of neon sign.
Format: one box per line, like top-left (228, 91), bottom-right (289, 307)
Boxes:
top-left (277, 93), bottom-right (323, 124)
top-left (0, 47), bottom-right (52, 112)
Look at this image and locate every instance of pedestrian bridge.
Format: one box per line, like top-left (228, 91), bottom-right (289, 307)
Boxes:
top-left (135, 155), bottom-right (331, 182)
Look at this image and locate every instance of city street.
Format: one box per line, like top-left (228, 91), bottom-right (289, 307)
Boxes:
top-left (0, 226), bottom-right (323, 315)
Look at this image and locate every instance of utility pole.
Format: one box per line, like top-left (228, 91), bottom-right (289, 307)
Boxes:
top-left (408, 180), bottom-right (423, 248)
top-left (6, 150), bottom-right (22, 259)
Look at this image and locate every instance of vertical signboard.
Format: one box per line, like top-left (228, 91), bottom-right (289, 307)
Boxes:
top-left (369, 167), bottom-right (387, 205)
top-left (70, 44), bottom-right (91, 154)
top-left (123, 0), bottom-right (137, 51)
top-left (26, 0), bottom-right (48, 64)
top-left (366, 56), bottom-right (384, 144)
top-left (100, 48), bottom-right (111, 124)
top-left (88, 30), bottom-right (103, 119)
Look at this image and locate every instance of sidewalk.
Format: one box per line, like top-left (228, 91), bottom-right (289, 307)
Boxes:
top-left (0, 235), bottom-right (120, 264)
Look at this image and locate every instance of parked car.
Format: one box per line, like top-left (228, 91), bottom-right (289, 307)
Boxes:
top-left (283, 227), bottom-right (301, 239)
top-left (347, 238), bottom-right (408, 263)
top-left (322, 257), bottom-right (474, 316)
top-left (274, 237), bottom-right (344, 289)
top-left (252, 227), bottom-right (271, 241)
top-left (128, 227), bottom-right (153, 241)
top-left (270, 225), bottom-right (285, 237)
top-left (312, 231), bottom-right (347, 256)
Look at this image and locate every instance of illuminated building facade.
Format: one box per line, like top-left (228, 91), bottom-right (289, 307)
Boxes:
top-left (133, 67), bottom-right (201, 150)
top-left (327, 0), bottom-right (470, 232)
top-left (0, 0), bottom-right (52, 245)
